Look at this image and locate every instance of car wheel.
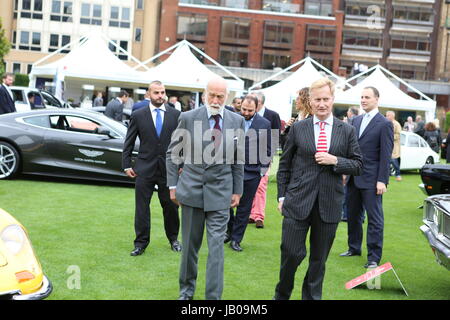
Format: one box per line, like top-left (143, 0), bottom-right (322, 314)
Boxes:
top-left (0, 141), bottom-right (20, 179)
top-left (425, 156), bottom-right (434, 165)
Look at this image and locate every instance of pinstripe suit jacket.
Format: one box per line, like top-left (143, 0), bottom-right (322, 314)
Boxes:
top-left (277, 116), bottom-right (363, 223)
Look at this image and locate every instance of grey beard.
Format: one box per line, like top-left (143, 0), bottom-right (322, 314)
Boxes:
top-left (206, 103), bottom-right (224, 116)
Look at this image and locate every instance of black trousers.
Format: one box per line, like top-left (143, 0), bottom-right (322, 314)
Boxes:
top-left (274, 199), bottom-right (338, 300)
top-left (228, 176), bottom-right (261, 243)
top-left (134, 175), bottom-right (179, 248)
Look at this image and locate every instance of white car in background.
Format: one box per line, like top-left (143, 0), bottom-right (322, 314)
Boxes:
top-left (396, 131), bottom-right (440, 172)
top-left (9, 86), bottom-right (71, 112)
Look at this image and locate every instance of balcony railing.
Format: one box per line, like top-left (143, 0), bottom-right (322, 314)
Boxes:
top-left (262, 1), bottom-right (301, 14)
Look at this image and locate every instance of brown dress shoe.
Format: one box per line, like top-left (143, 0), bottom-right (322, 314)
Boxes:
top-left (255, 220), bottom-right (264, 228)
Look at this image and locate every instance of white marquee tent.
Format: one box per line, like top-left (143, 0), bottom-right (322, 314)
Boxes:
top-left (137, 40), bottom-right (244, 95)
top-left (335, 65), bottom-right (436, 122)
top-left (248, 57), bottom-right (344, 121)
top-left (29, 33), bottom-right (148, 101)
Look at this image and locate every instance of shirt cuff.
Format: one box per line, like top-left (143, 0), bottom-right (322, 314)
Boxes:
top-left (278, 197), bottom-right (285, 202)
top-left (169, 186), bottom-right (177, 190)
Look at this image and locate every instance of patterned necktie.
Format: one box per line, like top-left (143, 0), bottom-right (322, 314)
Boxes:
top-left (317, 121), bottom-right (327, 153)
top-left (155, 108), bottom-right (162, 138)
top-left (212, 114), bottom-right (222, 148)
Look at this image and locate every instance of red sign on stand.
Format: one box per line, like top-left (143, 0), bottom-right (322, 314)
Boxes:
top-left (345, 262), bottom-right (408, 296)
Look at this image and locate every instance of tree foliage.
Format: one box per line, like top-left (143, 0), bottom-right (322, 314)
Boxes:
top-left (0, 17), bottom-right (11, 76)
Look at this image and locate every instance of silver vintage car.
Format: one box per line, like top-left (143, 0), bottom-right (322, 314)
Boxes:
top-left (420, 195), bottom-right (450, 271)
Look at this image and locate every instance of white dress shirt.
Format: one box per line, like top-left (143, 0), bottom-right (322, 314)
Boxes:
top-left (150, 104), bottom-right (166, 127)
top-left (313, 114), bottom-right (334, 153)
top-left (359, 108), bottom-right (379, 138)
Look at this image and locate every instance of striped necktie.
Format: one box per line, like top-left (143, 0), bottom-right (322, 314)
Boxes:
top-left (317, 121), bottom-right (327, 153)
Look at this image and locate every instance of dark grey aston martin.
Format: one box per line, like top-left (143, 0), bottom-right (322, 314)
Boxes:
top-left (0, 109), bottom-right (138, 184)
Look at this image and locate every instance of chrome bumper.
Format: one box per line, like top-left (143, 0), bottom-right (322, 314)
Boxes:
top-left (420, 225), bottom-right (450, 271)
top-left (11, 276), bottom-right (53, 300)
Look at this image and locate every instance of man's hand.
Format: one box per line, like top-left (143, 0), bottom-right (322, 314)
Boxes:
top-left (125, 168), bottom-right (137, 178)
top-left (315, 152), bottom-right (338, 166)
top-left (170, 188), bottom-right (180, 206)
top-left (277, 200), bottom-right (284, 213)
top-left (376, 182), bottom-right (387, 195)
top-left (230, 194), bottom-right (241, 208)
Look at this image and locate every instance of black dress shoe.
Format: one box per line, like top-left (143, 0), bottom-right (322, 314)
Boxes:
top-left (364, 261), bottom-right (378, 269)
top-left (224, 233), bottom-right (231, 244)
top-left (171, 240), bottom-right (182, 252)
top-left (230, 241), bottom-right (243, 252)
top-left (178, 295), bottom-right (193, 300)
top-left (339, 250), bottom-right (361, 257)
top-left (130, 247), bottom-right (145, 256)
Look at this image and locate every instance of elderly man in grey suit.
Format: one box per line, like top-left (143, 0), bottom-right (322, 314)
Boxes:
top-left (274, 78), bottom-right (363, 300)
top-left (105, 90), bottom-right (129, 121)
top-left (166, 77), bottom-right (245, 300)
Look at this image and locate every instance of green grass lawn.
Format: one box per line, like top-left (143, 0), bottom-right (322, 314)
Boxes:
top-left (0, 169), bottom-right (449, 300)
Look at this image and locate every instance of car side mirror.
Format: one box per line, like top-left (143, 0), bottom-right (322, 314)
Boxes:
top-left (95, 126), bottom-right (114, 138)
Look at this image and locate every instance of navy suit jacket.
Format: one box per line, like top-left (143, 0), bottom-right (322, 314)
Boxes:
top-left (263, 107), bottom-right (281, 131)
top-left (0, 85), bottom-right (16, 115)
top-left (351, 112), bottom-right (394, 189)
top-left (132, 99), bottom-right (150, 112)
top-left (244, 113), bottom-right (272, 181)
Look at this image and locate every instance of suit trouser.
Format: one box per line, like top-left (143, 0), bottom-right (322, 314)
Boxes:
top-left (179, 205), bottom-right (229, 300)
top-left (134, 175), bottom-right (179, 248)
top-left (346, 180), bottom-right (384, 264)
top-left (274, 200), bottom-right (338, 300)
top-left (229, 176), bottom-right (261, 243)
top-left (249, 174), bottom-right (268, 222)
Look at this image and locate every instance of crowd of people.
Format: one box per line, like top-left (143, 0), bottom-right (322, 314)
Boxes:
top-left (0, 71), bottom-right (447, 300)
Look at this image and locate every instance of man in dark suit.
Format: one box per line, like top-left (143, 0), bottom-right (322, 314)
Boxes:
top-left (105, 90), bottom-right (129, 121)
top-left (274, 78), bottom-right (363, 300)
top-left (227, 94), bottom-right (271, 252)
top-left (0, 73), bottom-right (16, 115)
top-left (122, 80), bottom-right (181, 256)
top-left (249, 92), bottom-right (281, 228)
top-left (340, 87), bottom-right (394, 269)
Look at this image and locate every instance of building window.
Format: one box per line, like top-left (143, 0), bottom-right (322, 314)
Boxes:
top-left (109, 7), bottom-right (130, 28)
top-left (345, 2), bottom-right (385, 18)
top-left (343, 31), bottom-right (382, 48)
top-left (308, 53), bottom-right (333, 71)
top-left (220, 17), bottom-right (250, 45)
top-left (80, 3), bottom-right (102, 25)
top-left (135, 28), bottom-right (142, 42)
top-left (177, 14), bottom-right (208, 41)
top-left (219, 0), bottom-right (248, 9)
top-left (304, 0), bottom-right (333, 16)
top-left (20, 0), bottom-right (43, 19)
top-left (19, 31), bottom-right (41, 51)
top-left (389, 64), bottom-right (427, 80)
top-left (219, 46), bottom-right (248, 67)
top-left (13, 63), bottom-right (21, 74)
top-left (263, 21), bottom-right (294, 49)
top-left (11, 31), bottom-right (17, 49)
top-left (305, 25), bottom-right (336, 53)
top-left (136, 0), bottom-right (144, 10)
top-left (262, 0), bottom-right (299, 14)
top-left (109, 40), bottom-right (128, 61)
top-left (49, 34), bottom-right (71, 53)
top-left (51, 1), bottom-right (73, 22)
top-left (393, 6), bottom-right (433, 23)
top-left (391, 36), bottom-right (430, 52)
top-left (262, 50), bottom-right (291, 69)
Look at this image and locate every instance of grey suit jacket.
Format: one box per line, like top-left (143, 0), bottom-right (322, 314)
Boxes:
top-left (166, 107), bottom-right (245, 212)
top-left (105, 98), bottom-right (123, 121)
top-left (277, 116), bottom-right (363, 224)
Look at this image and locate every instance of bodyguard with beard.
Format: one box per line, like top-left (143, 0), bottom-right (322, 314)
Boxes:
top-left (166, 77), bottom-right (245, 300)
top-left (122, 80), bottom-right (181, 256)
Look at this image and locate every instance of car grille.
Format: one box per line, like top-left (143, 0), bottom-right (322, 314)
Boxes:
top-left (444, 214), bottom-right (450, 240)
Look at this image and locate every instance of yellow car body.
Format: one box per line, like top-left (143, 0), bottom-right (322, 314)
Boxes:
top-left (0, 208), bottom-right (52, 300)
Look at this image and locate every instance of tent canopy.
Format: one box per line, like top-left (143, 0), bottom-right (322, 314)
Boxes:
top-left (138, 40), bottom-right (244, 93)
top-left (335, 65), bottom-right (436, 122)
top-left (249, 57), bottom-right (343, 121)
top-left (29, 34), bottom-right (145, 85)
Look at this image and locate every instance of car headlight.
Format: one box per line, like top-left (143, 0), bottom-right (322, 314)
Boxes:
top-left (1, 224), bottom-right (26, 255)
top-left (424, 201), bottom-right (436, 222)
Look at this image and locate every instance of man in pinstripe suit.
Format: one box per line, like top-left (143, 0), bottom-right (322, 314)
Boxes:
top-left (274, 78), bottom-right (363, 300)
